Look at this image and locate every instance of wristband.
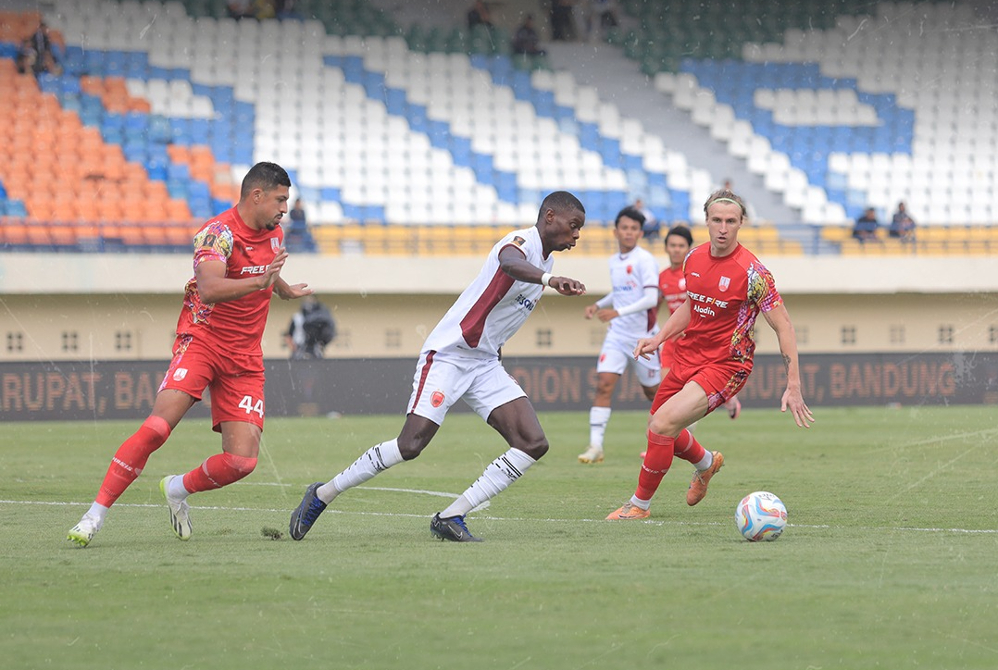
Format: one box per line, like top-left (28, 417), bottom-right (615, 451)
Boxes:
top-left (540, 272), bottom-right (553, 287)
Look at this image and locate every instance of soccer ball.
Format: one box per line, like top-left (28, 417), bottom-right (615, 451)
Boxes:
top-left (735, 491), bottom-right (787, 542)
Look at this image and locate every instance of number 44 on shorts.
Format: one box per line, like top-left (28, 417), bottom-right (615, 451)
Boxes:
top-left (238, 395), bottom-right (264, 417)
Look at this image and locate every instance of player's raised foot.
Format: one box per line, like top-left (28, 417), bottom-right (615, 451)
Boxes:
top-left (289, 482), bottom-right (327, 541)
top-left (430, 513), bottom-right (482, 542)
top-left (605, 502), bottom-right (651, 520)
top-left (687, 450), bottom-right (724, 506)
top-left (725, 396), bottom-right (742, 420)
top-left (67, 513), bottom-right (103, 547)
top-left (160, 475), bottom-right (192, 540)
top-left (577, 445), bottom-right (604, 464)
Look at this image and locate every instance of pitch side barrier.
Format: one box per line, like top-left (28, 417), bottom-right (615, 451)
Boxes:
top-left (0, 353), bottom-right (993, 421)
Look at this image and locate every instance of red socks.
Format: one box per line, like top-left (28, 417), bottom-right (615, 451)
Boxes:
top-left (636, 430), bottom-right (675, 501)
top-left (96, 416), bottom-right (172, 507)
top-left (182, 452), bottom-right (258, 493)
top-left (673, 428), bottom-right (707, 464)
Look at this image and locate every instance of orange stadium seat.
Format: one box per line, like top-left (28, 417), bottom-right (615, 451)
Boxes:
top-left (48, 222), bottom-right (78, 248)
top-left (0, 218), bottom-right (30, 246)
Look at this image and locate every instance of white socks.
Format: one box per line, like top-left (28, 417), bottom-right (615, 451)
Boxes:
top-left (86, 502), bottom-right (109, 523)
top-left (166, 475), bottom-right (190, 501)
top-left (693, 450), bottom-right (713, 472)
top-left (629, 495), bottom-right (651, 511)
top-left (317, 439), bottom-right (404, 504)
top-left (588, 406), bottom-right (611, 449)
top-left (438, 448), bottom-right (537, 518)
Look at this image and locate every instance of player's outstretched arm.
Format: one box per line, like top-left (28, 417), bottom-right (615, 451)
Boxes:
top-left (635, 299), bottom-right (690, 359)
top-left (763, 304), bottom-right (815, 428)
top-left (195, 249), bottom-right (287, 304)
top-left (274, 277), bottom-right (313, 301)
top-left (498, 246), bottom-right (586, 296)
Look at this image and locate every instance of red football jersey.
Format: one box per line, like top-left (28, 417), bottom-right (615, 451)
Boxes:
top-left (674, 243), bottom-right (782, 367)
top-left (658, 264), bottom-right (687, 366)
top-left (658, 264), bottom-right (687, 316)
top-left (175, 207), bottom-right (284, 357)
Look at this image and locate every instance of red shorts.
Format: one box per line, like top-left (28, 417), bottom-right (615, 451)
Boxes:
top-left (651, 358), bottom-right (751, 416)
top-left (159, 334), bottom-right (266, 432)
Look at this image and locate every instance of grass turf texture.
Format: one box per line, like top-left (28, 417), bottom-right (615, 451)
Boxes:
top-left (2, 406), bottom-right (997, 669)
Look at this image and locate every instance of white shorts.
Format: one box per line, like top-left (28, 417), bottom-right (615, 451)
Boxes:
top-left (596, 332), bottom-right (661, 388)
top-left (407, 350), bottom-right (527, 425)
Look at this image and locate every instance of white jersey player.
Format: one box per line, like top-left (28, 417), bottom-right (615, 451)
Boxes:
top-left (290, 192), bottom-right (587, 542)
top-left (579, 206), bottom-right (662, 464)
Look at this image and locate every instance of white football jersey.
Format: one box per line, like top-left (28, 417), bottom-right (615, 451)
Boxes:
top-left (422, 226), bottom-right (553, 359)
top-left (606, 246), bottom-right (660, 339)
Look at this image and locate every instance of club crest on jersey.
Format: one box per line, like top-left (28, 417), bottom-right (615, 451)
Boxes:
top-left (271, 237), bottom-right (281, 252)
top-left (173, 368), bottom-right (188, 381)
top-left (718, 276), bottom-right (731, 292)
top-left (626, 265), bottom-right (633, 274)
top-left (431, 390), bottom-right (445, 408)
top-left (512, 236), bottom-right (526, 247)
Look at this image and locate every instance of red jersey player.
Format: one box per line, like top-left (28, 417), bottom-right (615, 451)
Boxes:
top-left (68, 162), bottom-right (312, 547)
top-left (658, 224), bottom-right (741, 424)
top-left (608, 190), bottom-right (813, 520)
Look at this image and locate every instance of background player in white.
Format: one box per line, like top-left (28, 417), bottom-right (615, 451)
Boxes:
top-left (578, 206), bottom-right (661, 464)
top-left (290, 192), bottom-right (587, 542)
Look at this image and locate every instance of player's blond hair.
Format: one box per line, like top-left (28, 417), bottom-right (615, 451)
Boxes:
top-left (703, 190), bottom-right (747, 219)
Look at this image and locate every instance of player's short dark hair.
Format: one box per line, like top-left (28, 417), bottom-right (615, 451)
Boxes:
top-left (614, 206), bottom-right (645, 228)
top-left (665, 224), bottom-right (693, 246)
top-left (539, 191), bottom-right (585, 219)
top-left (703, 189), bottom-right (747, 218)
top-left (241, 162), bottom-right (292, 198)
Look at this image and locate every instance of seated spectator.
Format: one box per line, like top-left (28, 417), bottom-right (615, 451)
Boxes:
top-left (512, 15), bottom-right (546, 56)
top-left (853, 207), bottom-right (880, 242)
top-left (227, 1), bottom-right (255, 19)
top-left (633, 198), bottom-right (659, 239)
top-left (890, 201), bottom-right (916, 241)
top-left (285, 198), bottom-right (313, 251)
top-left (20, 21), bottom-right (62, 76)
top-left (467, 1), bottom-right (494, 30)
top-left (15, 38), bottom-right (36, 75)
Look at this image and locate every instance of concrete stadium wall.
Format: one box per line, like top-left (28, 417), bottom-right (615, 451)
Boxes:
top-left (2, 252), bottom-right (997, 362)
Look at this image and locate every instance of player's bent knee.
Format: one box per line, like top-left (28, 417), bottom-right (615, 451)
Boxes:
top-left (647, 415), bottom-right (678, 437)
top-left (223, 453), bottom-right (258, 475)
top-left (519, 438), bottom-right (549, 460)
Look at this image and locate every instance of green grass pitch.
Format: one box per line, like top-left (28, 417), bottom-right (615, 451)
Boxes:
top-left (2, 406), bottom-right (997, 669)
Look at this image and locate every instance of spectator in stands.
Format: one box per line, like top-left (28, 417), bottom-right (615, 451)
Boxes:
top-left (550, 0), bottom-right (577, 41)
top-left (15, 38), bottom-right (36, 75)
top-left (285, 296), bottom-right (336, 360)
top-left (285, 198), bottom-right (310, 251)
top-left (890, 201), bottom-right (916, 242)
top-left (633, 197), bottom-right (659, 239)
top-left (586, 0), bottom-right (618, 41)
top-left (512, 15), bottom-right (546, 56)
top-left (227, 0), bottom-right (255, 19)
top-left (274, 0), bottom-right (301, 19)
top-left (853, 207), bottom-right (880, 242)
top-left (19, 21), bottom-right (61, 76)
top-left (467, 0), bottom-right (494, 30)
top-left (251, 0), bottom-right (277, 19)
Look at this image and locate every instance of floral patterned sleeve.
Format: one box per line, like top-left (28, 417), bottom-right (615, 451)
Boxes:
top-left (747, 261), bottom-right (783, 312)
top-left (192, 221), bottom-right (234, 268)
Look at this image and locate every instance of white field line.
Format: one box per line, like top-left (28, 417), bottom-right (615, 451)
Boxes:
top-left (2, 490), bottom-right (996, 534)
